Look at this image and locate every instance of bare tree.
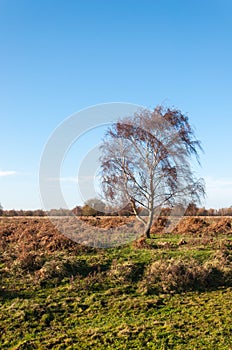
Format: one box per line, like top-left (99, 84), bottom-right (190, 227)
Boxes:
top-left (100, 106), bottom-right (205, 238)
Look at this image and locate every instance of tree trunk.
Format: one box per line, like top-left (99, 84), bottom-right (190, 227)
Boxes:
top-left (143, 211), bottom-right (154, 238)
top-left (144, 226), bottom-right (151, 238)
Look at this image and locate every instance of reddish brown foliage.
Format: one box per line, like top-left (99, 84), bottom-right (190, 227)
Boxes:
top-left (174, 217), bottom-right (210, 235)
top-left (209, 218), bottom-right (232, 235)
top-left (79, 216), bottom-right (134, 229)
top-left (1, 216), bottom-right (232, 258)
top-left (0, 217), bottom-right (90, 255)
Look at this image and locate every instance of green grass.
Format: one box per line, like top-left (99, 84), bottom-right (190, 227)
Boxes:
top-left (1, 226), bottom-right (232, 349)
top-left (1, 283), bottom-right (232, 349)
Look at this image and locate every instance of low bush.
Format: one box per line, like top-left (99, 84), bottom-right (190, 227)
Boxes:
top-left (34, 254), bottom-right (87, 285)
top-left (12, 251), bottom-right (46, 273)
top-left (107, 260), bottom-right (144, 283)
top-left (139, 257), bottom-right (231, 294)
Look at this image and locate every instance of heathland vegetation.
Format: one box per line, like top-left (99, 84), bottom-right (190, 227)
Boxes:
top-left (1, 216), bottom-right (232, 349)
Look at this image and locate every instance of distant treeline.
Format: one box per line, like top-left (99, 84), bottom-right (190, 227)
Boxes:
top-left (1, 201), bottom-right (232, 217)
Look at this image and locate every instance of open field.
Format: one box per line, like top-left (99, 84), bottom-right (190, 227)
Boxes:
top-left (1, 216), bottom-right (232, 349)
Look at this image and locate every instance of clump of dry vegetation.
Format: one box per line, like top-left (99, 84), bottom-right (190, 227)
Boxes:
top-left (174, 217), bottom-right (210, 235)
top-left (209, 218), bottom-right (232, 235)
top-left (138, 257), bottom-right (228, 294)
top-left (79, 216), bottom-right (134, 229)
top-left (1, 216), bottom-right (232, 292)
top-left (150, 217), bottom-right (171, 234)
top-left (0, 217), bottom-right (92, 255)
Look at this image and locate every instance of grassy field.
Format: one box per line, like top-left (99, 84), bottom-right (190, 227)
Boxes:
top-left (0, 216), bottom-right (232, 349)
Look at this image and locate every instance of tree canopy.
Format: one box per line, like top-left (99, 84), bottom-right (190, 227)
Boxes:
top-left (100, 106), bottom-right (205, 237)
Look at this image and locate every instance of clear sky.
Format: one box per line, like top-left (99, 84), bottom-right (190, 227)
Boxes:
top-left (0, 0), bottom-right (232, 210)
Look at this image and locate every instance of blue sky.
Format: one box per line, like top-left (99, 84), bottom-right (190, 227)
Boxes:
top-left (0, 0), bottom-right (232, 209)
